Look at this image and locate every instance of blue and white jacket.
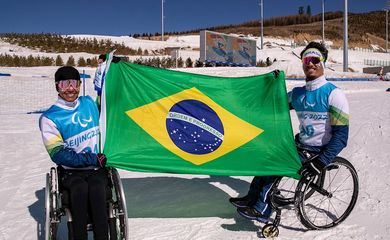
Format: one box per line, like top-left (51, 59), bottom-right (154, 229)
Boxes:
top-left (39, 96), bottom-right (100, 169)
top-left (289, 76), bottom-right (349, 165)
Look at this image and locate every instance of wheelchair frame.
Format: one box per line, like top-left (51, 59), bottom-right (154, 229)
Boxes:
top-left (44, 167), bottom-right (128, 240)
top-left (261, 156), bottom-right (359, 238)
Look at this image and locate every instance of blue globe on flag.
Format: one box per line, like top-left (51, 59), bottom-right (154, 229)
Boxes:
top-left (166, 100), bottom-right (224, 155)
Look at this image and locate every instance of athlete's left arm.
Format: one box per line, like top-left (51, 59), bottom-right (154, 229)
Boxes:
top-left (319, 88), bottom-right (349, 165)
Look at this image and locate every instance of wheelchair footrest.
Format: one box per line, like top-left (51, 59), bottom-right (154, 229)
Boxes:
top-left (272, 194), bottom-right (294, 207)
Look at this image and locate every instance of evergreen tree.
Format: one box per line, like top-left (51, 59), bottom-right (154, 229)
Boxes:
top-left (155, 57), bottom-right (161, 68)
top-left (306, 5), bottom-right (312, 16)
top-left (34, 55), bottom-right (40, 66)
top-left (55, 55), bottom-right (64, 66)
top-left (256, 60), bottom-right (266, 67)
top-left (42, 57), bottom-right (54, 66)
top-left (90, 57), bottom-right (98, 67)
top-left (86, 58), bottom-right (92, 66)
top-left (177, 57), bottom-right (184, 68)
top-left (298, 6), bottom-right (305, 15)
top-left (166, 58), bottom-right (173, 68)
top-left (66, 55), bottom-right (75, 66)
top-left (20, 55), bottom-right (27, 67)
top-left (78, 57), bottom-right (87, 67)
top-left (14, 55), bottom-right (21, 67)
top-left (27, 55), bottom-right (35, 67)
top-left (185, 57), bottom-right (193, 67)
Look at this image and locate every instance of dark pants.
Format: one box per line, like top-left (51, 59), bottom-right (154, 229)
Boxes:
top-left (61, 168), bottom-right (109, 240)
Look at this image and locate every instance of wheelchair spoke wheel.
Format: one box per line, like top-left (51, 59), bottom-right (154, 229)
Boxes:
top-left (45, 173), bottom-right (52, 240)
top-left (110, 168), bottom-right (129, 240)
top-left (272, 175), bottom-right (321, 207)
top-left (276, 177), bottom-right (297, 203)
top-left (296, 157), bottom-right (359, 229)
top-left (262, 223), bottom-right (279, 238)
top-left (45, 169), bottom-right (59, 240)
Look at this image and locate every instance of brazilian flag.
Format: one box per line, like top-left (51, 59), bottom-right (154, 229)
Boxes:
top-left (100, 62), bottom-right (301, 178)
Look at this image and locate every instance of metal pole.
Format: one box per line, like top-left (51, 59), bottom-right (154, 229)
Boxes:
top-left (260, 0), bottom-right (264, 49)
top-left (82, 70), bottom-right (86, 96)
top-left (161, 0), bottom-right (164, 41)
top-left (386, 10), bottom-right (388, 53)
top-left (175, 49), bottom-right (178, 68)
top-left (322, 0), bottom-right (325, 43)
top-left (343, 0), bottom-right (348, 72)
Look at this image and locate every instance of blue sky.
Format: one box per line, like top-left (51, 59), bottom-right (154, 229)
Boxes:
top-left (0, 0), bottom-right (387, 36)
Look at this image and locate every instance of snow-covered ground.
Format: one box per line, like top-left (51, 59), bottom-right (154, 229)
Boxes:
top-left (0, 35), bottom-right (390, 239)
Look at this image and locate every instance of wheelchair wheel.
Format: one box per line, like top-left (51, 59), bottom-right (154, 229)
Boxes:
top-left (272, 175), bottom-right (321, 207)
top-left (109, 168), bottom-right (129, 240)
top-left (273, 177), bottom-right (298, 205)
top-left (45, 168), bottom-right (60, 240)
top-left (295, 157), bottom-right (359, 229)
top-left (262, 223), bottom-right (279, 238)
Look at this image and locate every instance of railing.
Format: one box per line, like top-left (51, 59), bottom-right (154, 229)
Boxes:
top-left (364, 59), bottom-right (390, 66)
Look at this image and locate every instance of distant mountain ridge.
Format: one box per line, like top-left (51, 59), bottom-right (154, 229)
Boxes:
top-left (194, 11), bottom-right (387, 49)
top-left (134, 11), bottom-right (384, 50)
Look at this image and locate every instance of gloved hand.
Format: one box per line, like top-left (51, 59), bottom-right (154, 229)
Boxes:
top-left (299, 157), bottom-right (326, 178)
top-left (97, 153), bottom-right (107, 168)
top-left (112, 56), bottom-right (121, 63)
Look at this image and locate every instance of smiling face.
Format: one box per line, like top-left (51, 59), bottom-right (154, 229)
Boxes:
top-left (303, 59), bottom-right (324, 81)
top-left (301, 48), bottom-right (325, 81)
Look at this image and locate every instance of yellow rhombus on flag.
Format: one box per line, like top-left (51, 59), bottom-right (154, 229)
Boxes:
top-left (126, 87), bottom-right (263, 165)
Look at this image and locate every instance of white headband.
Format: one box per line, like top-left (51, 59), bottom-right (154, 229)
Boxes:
top-left (302, 48), bottom-right (324, 61)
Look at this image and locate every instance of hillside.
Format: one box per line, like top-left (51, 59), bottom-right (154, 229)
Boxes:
top-left (177, 11), bottom-right (387, 49)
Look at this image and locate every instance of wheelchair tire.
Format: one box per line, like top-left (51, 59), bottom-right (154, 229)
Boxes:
top-left (295, 157), bottom-right (359, 229)
top-left (272, 175), bottom-right (322, 207)
top-left (262, 224), bottom-right (279, 238)
top-left (272, 177), bottom-right (298, 206)
top-left (45, 170), bottom-right (59, 240)
top-left (110, 168), bottom-right (129, 240)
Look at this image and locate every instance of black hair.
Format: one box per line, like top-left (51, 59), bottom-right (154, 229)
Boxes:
top-left (300, 42), bottom-right (328, 62)
top-left (55, 66), bottom-right (80, 82)
top-left (98, 54), bottom-right (106, 62)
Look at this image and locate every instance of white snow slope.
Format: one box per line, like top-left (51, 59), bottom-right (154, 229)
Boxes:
top-left (0, 34), bottom-right (390, 240)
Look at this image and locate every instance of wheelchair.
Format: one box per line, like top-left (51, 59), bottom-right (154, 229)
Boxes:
top-left (44, 166), bottom-right (128, 240)
top-left (261, 156), bottom-right (359, 238)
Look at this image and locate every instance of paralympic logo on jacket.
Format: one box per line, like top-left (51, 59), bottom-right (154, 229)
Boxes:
top-left (71, 112), bottom-right (93, 128)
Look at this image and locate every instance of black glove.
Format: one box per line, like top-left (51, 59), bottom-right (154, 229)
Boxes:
top-left (97, 153), bottom-right (107, 168)
top-left (112, 56), bottom-right (121, 63)
top-left (299, 157), bottom-right (326, 178)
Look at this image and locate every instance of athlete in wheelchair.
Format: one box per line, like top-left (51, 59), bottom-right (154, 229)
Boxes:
top-left (40, 66), bottom-right (128, 239)
top-left (229, 42), bottom-right (359, 237)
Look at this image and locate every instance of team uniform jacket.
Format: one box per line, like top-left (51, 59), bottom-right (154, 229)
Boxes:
top-left (289, 75), bottom-right (349, 165)
top-left (39, 96), bottom-right (100, 169)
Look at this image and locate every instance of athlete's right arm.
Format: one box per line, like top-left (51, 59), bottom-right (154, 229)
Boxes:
top-left (39, 116), bottom-right (99, 168)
